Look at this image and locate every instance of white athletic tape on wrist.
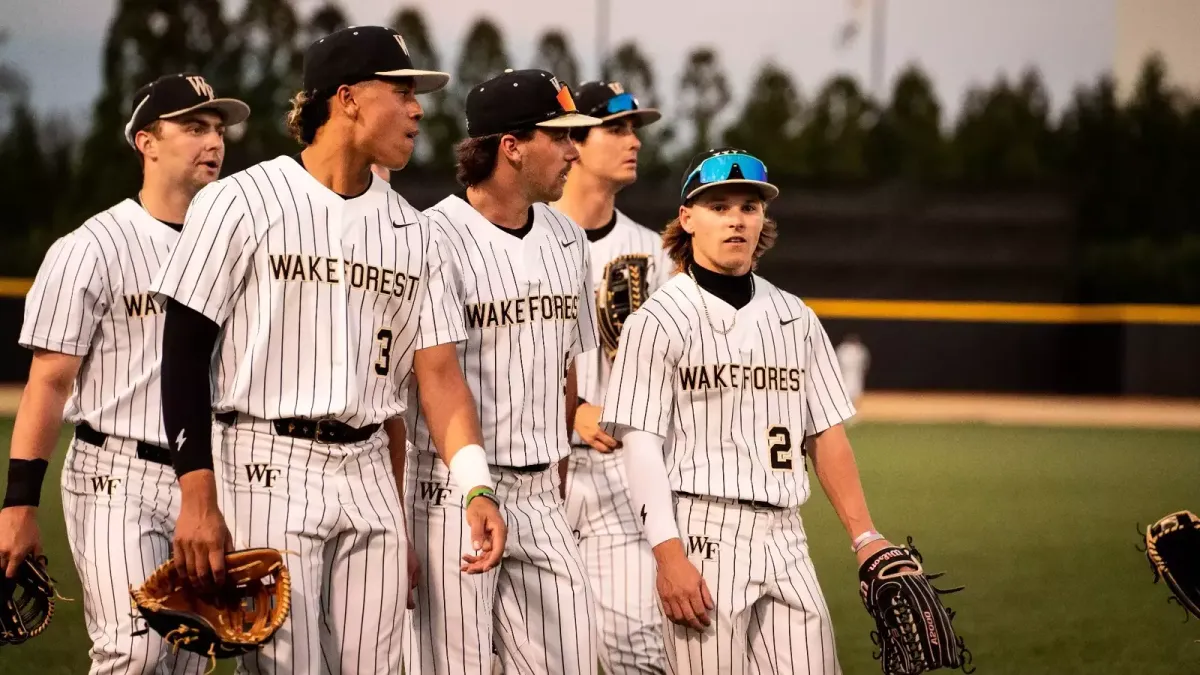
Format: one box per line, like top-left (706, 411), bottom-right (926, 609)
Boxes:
top-left (448, 444), bottom-right (494, 495)
top-left (620, 429), bottom-right (679, 547)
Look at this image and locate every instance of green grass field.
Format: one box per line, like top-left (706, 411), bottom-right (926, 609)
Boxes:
top-left (2, 420), bottom-right (1199, 674)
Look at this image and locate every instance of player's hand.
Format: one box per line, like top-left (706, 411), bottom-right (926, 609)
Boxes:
top-left (0, 506), bottom-right (43, 578)
top-left (174, 470), bottom-right (233, 590)
top-left (653, 539), bottom-right (714, 631)
top-left (461, 493), bottom-right (506, 574)
top-left (855, 538), bottom-right (893, 568)
top-left (406, 539), bottom-right (421, 609)
top-left (574, 403), bottom-right (619, 453)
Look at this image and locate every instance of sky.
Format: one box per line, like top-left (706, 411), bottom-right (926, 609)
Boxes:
top-left (2, 0), bottom-right (1116, 126)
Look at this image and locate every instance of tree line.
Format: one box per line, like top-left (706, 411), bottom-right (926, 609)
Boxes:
top-left (0, 1), bottom-right (1198, 301)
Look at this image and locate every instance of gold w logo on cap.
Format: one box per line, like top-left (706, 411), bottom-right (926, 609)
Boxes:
top-left (185, 76), bottom-right (214, 99)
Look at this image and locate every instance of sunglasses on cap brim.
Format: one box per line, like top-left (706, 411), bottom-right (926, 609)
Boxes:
top-left (594, 93), bottom-right (661, 124)
top-left (682, 153), bottom-right (779, 202)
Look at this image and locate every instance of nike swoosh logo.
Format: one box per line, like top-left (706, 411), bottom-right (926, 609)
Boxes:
top-left (780, 317), bottom-right (801, 326)
top-left (560, 239), bottom-right (576, 247)
top-left (392, 221), bottom-right (417, 228)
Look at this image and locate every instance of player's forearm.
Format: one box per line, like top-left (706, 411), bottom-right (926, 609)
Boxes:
top-left (619, 429), bottom-right (680, 550)
top-left (413, 344), bottom-right (493, 496)
top-left (161, 301), bottom-right (220, 490)
top-left (565, 364), bottom-right (579, 434)
top-left (809, 425), bottom-right (877, 543)
top-left (8, 354), bottom-right (78, 462)
top-left (3, 354), bottom-right (79, 508)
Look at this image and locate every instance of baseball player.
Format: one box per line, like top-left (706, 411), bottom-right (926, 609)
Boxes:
top-left (148, 26), bottom-right (505, 674)
top-left (551, 80), bottom-right (670, 674)
top-left (401, 68), bottom-right (603, 675)
top-left (835, 333), bottom-right (870, 412)
top-left (600, 148), bottom-right (896, 675)
top-left (0, 73), bottom-right (249, 673)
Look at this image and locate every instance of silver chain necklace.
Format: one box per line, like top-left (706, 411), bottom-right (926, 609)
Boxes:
top-left (688, 264), bottom-right (753, 336)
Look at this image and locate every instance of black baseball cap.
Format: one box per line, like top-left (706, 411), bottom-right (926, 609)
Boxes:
top-left (680, 148), bottom-right (779, 205)
top-left (572, 81), bottom-right (661, 127)
top-left (303, 25), bottom-right (449, 95)
top-left (124, 73), bottom-right (250, 148)
top-left (464, 69), bottom-right (603, 138)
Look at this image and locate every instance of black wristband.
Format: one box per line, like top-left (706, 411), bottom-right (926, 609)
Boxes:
top-left (3, 458), bottom-right (49, 508)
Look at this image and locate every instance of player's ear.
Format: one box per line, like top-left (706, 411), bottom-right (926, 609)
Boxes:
top-left (333, 84), bottom-right (359, 120)
top-left (678, 205), bottom-right (696, 235)
top-left (498, 133), bottom-right (523, 165)
top-left (135, 129), bottom-right (157, 162)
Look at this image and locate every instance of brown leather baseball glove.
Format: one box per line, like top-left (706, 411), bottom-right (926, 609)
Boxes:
top-left (130, 548), bottom-right (291, 663)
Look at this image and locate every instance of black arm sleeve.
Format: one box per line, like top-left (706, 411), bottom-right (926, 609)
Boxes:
top-left (161, 299), bottom-right (220, 477)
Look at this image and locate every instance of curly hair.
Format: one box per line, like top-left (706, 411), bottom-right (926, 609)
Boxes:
top-left (662, 212), bottom-right (778, 273)
top-left (285, 90), bottom-right (332, 146)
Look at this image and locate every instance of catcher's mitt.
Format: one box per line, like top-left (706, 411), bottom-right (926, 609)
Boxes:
top-left (0, 554), bottom-right (67, 646)
top-left (130, 548), bottom-right (290, 663)
top-left (859, 538), bottom-right (973, 675)
top-left (1142, 510), bottom-right (1200, 621)
top-left (597, 253), bottom-right (651, 359)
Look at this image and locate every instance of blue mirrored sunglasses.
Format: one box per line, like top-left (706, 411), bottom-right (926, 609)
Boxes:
top-left (682, 153), bottom-right (769, 198)
top-left (604, 92), bottom-right (639, 115)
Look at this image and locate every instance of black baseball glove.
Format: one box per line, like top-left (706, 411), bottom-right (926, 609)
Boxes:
top-left (0, 554), bottom-right (64, 646)
top-left (859, 538), bottom-right (974, 675)
top-left (1142, 510), bottom-right (1200, 621)
top-left (130, 548), bottom-right (291, 663)
top-left (596, 253), bottom-right (652, 359)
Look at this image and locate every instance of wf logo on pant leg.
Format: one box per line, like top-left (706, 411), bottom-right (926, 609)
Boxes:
top-left (418, 481), bottom-right (453, 506)
top-left (245, 464), bottom-right (281, 488)
top-left (687, 536), bottom-right (720, 561)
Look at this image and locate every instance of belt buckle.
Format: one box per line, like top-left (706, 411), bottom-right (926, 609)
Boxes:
top-left (313, 420), bottom-right (338, 444)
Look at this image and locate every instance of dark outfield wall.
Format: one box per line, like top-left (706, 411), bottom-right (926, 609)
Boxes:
top-left (1, 183), bottom-right (1194, 396)
top-left (0, 296), bottom-right (1194, 397)
top-left (816, 318), bottom-right (1200, 397)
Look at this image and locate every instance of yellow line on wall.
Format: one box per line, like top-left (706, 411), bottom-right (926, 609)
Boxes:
top-left (0, 278), bottom-right (32, 297)
top-left (803, 299), bottom-right (1200, 325)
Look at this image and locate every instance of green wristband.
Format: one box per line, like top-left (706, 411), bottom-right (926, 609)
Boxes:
top-left (466, 486), bottom-right (498, 507)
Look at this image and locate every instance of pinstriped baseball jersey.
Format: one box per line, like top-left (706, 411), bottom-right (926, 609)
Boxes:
top-left (150, 155), bottom-right (463, 426)
top-left (405, 195), bottom-right (599, 467)
top-left (600, 273), bottom-right (856, 508)
top-left (20, 199), bottom-right (179, 447)
top-left (573, 209), bottom-right (672, 408)
top-left (21, 199), bottom-right (206, 673)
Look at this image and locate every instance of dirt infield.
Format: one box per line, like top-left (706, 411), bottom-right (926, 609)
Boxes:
top-left (0, 384), bottom-right (1196, 430)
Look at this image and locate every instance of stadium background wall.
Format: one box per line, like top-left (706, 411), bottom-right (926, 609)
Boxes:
top-left (1, 183), bottom-right (1195, 397)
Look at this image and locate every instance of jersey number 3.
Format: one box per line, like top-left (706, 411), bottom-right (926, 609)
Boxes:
top-left (767, 425), bottom-right (794, 470)
top-left (375, 328), bottom-right (393, 376)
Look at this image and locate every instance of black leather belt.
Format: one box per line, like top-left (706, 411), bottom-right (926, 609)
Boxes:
top-left (215, 412), bottom-right (381, 444)
top-left (497, 463), bottom-right (551, 474)
top-left (74, 423), bottom-right (171, 466)
top-left (676, 491), bottom-right (784, 511)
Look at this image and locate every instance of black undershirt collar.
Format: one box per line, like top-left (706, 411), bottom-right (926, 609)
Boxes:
top-left (459, 190), bottom-right (534, 239)
top-left (291, 153), bottom-right (372, 200)
top-left (689, 261), bottom-right (754, 310)
top-left (584, 211), bottom-right (618, 242)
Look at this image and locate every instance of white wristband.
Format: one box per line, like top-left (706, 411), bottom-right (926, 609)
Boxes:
top-left (852, 530), bottom-right (885, 553)
top-left (448, 444), bottom-right (494, 495)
